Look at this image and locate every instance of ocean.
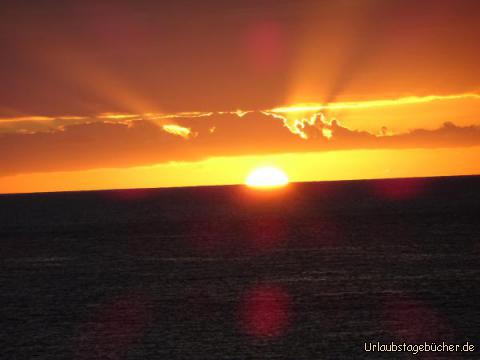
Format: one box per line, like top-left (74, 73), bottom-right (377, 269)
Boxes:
top-left (1, 176), bottom-right (479, 359)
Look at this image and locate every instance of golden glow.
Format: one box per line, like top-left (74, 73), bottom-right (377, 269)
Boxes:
top-left (322, 128), bottom-right (333, 139)
top-left (162, 124), bottom-right (192, 139)
top-left (264, 111), bottom-right (323, 139)
top-left (2, 92), bottom-right (480, 134)
top-left (234, 109), bottom-right (249, 117)
top-left (97, 113), bottom-right (140, 120)
top-left (57, 116), bottom-right (88, 120)
top-left (157, 111), bottom-right (214, 119)
top-left (270, 93), bottom-right (480, 113)
top-left (0, 116), bottom-right (55, 123)
top-left (0, 147), bottom-right (479, 194)
top-left (245, 166), bottom-right (289, 188)
top-left (264, 92), bottom-right (480, 134)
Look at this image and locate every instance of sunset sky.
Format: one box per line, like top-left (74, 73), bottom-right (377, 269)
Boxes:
top-left (1, 0), bottom-right (480, 194)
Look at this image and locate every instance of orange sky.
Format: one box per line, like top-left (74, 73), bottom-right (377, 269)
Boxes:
top-left (1, 0), bottom-right (479, 194)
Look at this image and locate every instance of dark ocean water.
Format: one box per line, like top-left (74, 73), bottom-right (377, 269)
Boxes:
top-left (1, 176), bottom-right (479, 359)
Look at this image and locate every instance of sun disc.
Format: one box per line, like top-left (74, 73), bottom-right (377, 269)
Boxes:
top-left (245, 167), bottom-right (289, 188)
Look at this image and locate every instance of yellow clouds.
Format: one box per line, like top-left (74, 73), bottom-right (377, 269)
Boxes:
top-left (3, 91), bottom-right (480, 135)
top-left (269, 92), bottom-right (480, 113)
top-left (263, 111), bottom-right (330, 140)
top-left (162, 124), bottom-right (192, 139)
top-left (268, 92), bottom-right (480, 133)
top-left (321, 128), bottom-right (333, 139)
top-left (1, 111), bottom-right (479, 177)
top-left (1, 92), bottom-right (480, 178)
top-left (97, 113), bottom-right (140, 120)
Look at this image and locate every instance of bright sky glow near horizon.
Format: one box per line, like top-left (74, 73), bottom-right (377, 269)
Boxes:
top-left (1, 0), bottom-right (480, 194)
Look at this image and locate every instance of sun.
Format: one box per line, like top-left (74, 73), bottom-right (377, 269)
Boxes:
top-left (245, 166), bottom-right (289, 188)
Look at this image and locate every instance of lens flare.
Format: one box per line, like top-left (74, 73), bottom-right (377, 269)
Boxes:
top-left (239, 284), bottom-right (290, 339)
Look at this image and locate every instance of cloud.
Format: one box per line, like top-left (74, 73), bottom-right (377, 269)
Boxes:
top-left (161, 124), bottom-right (193, 139)
top-left (1, 111), bottom-right (479, 176)
top-left (269, 93), bottom-right (480, 113)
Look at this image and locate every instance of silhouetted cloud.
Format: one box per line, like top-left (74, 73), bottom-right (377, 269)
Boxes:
top-left (1, 111), bottom-right (479, 176)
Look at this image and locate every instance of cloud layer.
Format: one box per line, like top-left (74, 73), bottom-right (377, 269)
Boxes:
top-left (1, 111), bottom-right (479, 176)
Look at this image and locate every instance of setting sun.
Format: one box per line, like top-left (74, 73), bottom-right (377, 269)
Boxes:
top-left (245, 166), bottom-right (289, 188)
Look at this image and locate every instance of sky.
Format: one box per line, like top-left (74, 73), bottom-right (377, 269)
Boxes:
top-left (1, 0), bottom-right (480, 194)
